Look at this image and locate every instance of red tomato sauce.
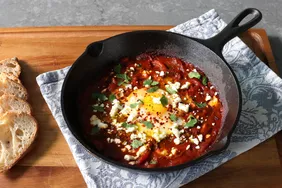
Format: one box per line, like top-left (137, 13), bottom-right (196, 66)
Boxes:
top-left (79, 53), bottom-right (223, 168)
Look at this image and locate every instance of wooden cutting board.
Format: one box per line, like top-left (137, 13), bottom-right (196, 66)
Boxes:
top-left (0, 26), bottom-right (281, 188)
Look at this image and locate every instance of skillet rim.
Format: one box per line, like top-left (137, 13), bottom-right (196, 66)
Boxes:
top-left (61, 30), bottom-right (242, 173)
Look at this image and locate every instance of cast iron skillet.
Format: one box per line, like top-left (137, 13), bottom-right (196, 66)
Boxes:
top-left (61, 8), bottom-right (262, 172)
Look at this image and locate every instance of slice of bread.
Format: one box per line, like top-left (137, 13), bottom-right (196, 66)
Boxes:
top-left (0, 112), bottom-right (38, 172)
top-left (0, 72), bottom-right (21, 84)
top-left (0, 58), bottom-right (21, 77)
top-left (0, 77), bottom-right (28, 100)
top-left (0, 95), bottom-right (31, 115)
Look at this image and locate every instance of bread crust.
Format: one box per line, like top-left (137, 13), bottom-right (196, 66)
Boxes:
top-left (0, 113), bottom-right (38, 173)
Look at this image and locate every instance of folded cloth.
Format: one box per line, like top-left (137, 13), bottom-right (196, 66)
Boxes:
top-left (36, 9), bottom-right (282, 188)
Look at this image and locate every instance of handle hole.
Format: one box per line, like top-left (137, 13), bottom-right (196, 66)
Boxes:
top-left (238, 14), bottom-right (255, 26)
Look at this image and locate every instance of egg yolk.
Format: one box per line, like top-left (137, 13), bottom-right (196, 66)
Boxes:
top-left (143, 92), bottom-right (167, 115)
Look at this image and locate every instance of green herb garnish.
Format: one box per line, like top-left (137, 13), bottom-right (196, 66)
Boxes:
top-left (150, 159), bottom-right (157, 164)
top-left (160, 95), bottom-right (168, 107)
top-left (90, 126), bottom-right (100, 135)
top-left (170, 114), bottom-right (178, 122)
top-left (114, 64), bottom-right (121, 73)
top-left (143, 79), bottom-right (153, 86)
top-left (147, 86), bottom-right (159, 93)
top-left (143, 121), bottom-right (154, 129)
top-left (92, 105), bottom-right (104, 112)
top-left (109, 94), bottom-right (116, 102)
top-left (130, 103), bottom-right (139, 108)
top-left (131, 139), bottom-right (143, 149)
top-left (195, 102), bottom-right (207, 108)
top-left (151, 81), bottom-right (159, 86)
top-left (165, 85), bottom-right (176, 94)
top-left (184, 115), bottom-right (198, 128)
top-left (188, 72), bottom-right (201, 79)
top-left (122, 122), bottom-right (135, 128)
top-left (202, 76), bottom-right (208, 86)
top-left (116, 73), bottom-right (131, 83)
top-left (92, 93), bottom-right (108, 101)
top-left (137, 99), bottom-right (144, 104)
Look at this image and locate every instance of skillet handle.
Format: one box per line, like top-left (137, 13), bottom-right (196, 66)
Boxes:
top-left (199, 8), bottom-right (262, 56)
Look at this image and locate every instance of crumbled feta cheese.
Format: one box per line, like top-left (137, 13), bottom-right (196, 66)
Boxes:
top-left (137, 132), bottom-right (147, 142)
top-left (127, 110), bottom-right (138, 122)
top-left (193, 69), bottom-right (197, 72)
top-left (110, 99), bottom-right (121, 117)
top-left (152, 128), bottom-right (167, 142)
top-left (159, 71), bottom-right (165, 76)
top-left (189, 136), bottom-right (199, 145)
top-left (136, 145), bottom-right (147, 156)
top-left (214, 92), bottom-right (218, 96)
top-left (130, 134), bottom-right (138, 140)
top-left (180, 82), bottom-right (190, 89)
top-left (174, 137), bottom-right (181, 145)
top-left (167, 81), bottom-right (181, 92)
top-left (120, 105), bottom-right (131, 115)
top-left (197, 134), bottom-right (203, 142)
top-left (178, 103), bottom-right (189, 112)
top-left (170, 93), bottom-right (182, 108)
top-left (152, 97), bottom-right (161, 104)
top-left (125, 126), bottom-right (137, 133)
top-left (114, 138), bottom-right (121, 144)
top-left (212, 123), bottom-right (215, 126)
top-left (196, 126), bottom-right (201, 129)
top-left (129, 67), bottom-right (135, 71)
top-left (205, 94), bottom-right (212, 101)
top-left (133, 86), bottom-right (138, 90)
top-left (124, 84), bottom-right (132, 90)
top-left (195, 146), bottom-right (200, 149)
top-left (124, 154), bottom-right (137, 161)
top-left (90, 115), bottom-right (108, 129)
top-left (125, 145), bottom-right (131, 150)
top-left (186, 145), bottom-right (191, 150)
top-left (171, 147), bottom-right (177, 155)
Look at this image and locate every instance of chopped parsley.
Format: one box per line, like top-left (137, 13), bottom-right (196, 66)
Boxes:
top-left (122, 122), bottom-right (135, 128)
top-left (137, 99), bottom-right (144, 104)
top-left (143, 79), bottom-right (153, 86)
top-left (170, 114), bottom-right (178, 122)
top-left (185, 115), bottom-right (197, 128)
top-left (202, 76), bottom-right (208, 86)
top-left (195, 102), bottom-right (207, 108)
top-left (114, 64), bottom-right (122, 73)
top-left (150, 159), bottom-right (157, 164)
top-left (143, 79), bottom-right (159, 86)
top-left (130, 103), bottom-right (139, 108)
top-left (131, 139), bottom-right (143, 149)
top-left (109, 94), bottom-right (116, 102)
top-left (188, 72), bottom-right (201, 79)
top-left (165, 85), bottom-right (176, 94)
top-left (92, 93), bottom-right (108, 101)
top-left (147, 86), bottom-right (159, 93)
top-left (92, 105), bottom-right (104, 112)
top-left (160, 95), bottom-right (168, 106)
top-left (143, 121), bottom-right (154, 129)
top-left (90, 126), bottom-right (100, 135)
top-left (151, 81), bottom-right (159, 86)
top-left (116, 73), bottom-right (131, 86)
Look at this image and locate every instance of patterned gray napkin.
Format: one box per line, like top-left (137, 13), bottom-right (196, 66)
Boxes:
top-left (36, 9), bottom-right (282, 188)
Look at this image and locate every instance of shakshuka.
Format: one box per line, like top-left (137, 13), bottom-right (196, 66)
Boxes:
top-left (79, 53), bottom-right (223, 168)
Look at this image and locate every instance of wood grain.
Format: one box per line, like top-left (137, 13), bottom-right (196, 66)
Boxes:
top-left (0, 26), bottom-right (280, 188)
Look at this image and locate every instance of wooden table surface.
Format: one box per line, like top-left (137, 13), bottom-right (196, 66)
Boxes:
top-left (0, 26), bottom-right (281, 188)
